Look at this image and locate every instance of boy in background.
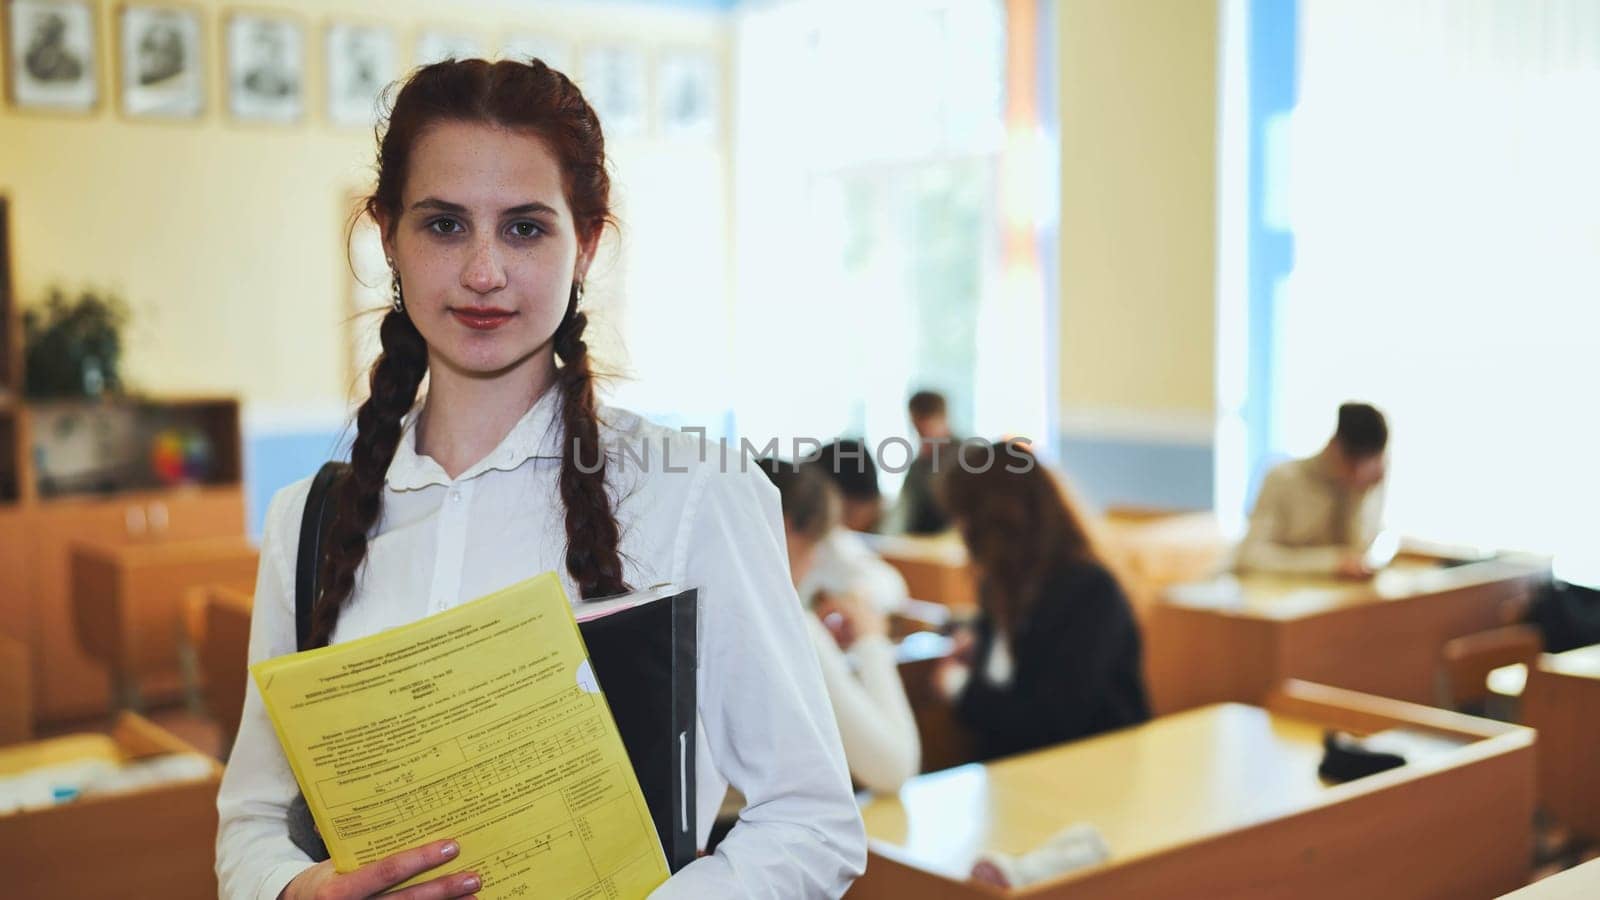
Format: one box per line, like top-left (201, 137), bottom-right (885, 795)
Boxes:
top-left (1236, 402), bottom-right (1389, 578)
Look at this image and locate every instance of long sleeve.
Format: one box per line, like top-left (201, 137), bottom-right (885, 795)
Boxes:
top-left (1235, 467), bottom-right (1347, 575)
top-left (215, 480), bottom-right (318, 900)
top-left (954, 566), bottom-right (1147, 758)
top-left (805, 618), bottom-right (920, 794)
top-left (654, 466), bottom-right (866, 898)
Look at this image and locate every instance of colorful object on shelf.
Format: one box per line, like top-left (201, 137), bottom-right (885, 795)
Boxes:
top-left (150, 427), bottom-right (213, 485)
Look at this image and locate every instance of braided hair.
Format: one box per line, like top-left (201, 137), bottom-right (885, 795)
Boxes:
top-left (310, 59), bottom-right (626, 646)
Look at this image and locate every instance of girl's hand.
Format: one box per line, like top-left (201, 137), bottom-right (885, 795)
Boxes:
top-left (815, 591), bottom-right (887, 649)
top-left (280, 839), bottom-right (481, 900)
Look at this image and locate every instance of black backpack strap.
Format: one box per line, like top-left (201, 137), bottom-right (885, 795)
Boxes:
top-left (295, 461), bottom-right (349, 652)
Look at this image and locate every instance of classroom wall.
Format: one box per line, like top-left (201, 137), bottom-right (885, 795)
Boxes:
top-left (1055, 0), bottom-right (1219, 510)
top-left (0, 0), bottom-right (732, 533)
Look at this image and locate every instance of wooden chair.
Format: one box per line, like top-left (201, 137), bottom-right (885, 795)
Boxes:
top-left (0, 631), bottom-right (31, 746)
top-left (1438, 624), bottom-right (1543, 716)
top-left (182, 583), bottom-right (254, 758)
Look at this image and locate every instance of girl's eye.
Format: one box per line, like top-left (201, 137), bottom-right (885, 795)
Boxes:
top-left (428, 218), bottom-right (464, 235)
top-left (509, 221), bottom-right (544, 239)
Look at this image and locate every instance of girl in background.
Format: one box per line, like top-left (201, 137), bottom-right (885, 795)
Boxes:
top-left (937, 441), bottom-right (1149, 761)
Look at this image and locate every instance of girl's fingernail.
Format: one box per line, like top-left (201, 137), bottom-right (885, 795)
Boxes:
top-left (441, 841), bottom-right (460, 858)
top-left (462, 874), bottom-right (482, 891)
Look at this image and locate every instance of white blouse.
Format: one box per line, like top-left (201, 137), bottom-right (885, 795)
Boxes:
top-left (215, 389), bottom-right (866, 899)
top-left (797, 529), bottom-right (910, 614)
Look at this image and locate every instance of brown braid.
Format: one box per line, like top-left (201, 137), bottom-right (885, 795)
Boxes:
top-left (307, 58), bottom-right (627, 645)
top-left (309, 310), bottom-right (427, 647)
top-left (553, 289), bottom-right (628, 599)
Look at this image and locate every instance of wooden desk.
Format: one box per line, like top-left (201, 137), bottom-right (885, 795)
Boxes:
top-left (71, 536), bottom-right (259, 710)
top-left (185, 582), bottom-right (255, 756)
top-left (870, 513), bottom-right (1229, 622)
top-left (896, 632), bottom-right (976, 773)
top-left (869, 533), bottom-right (979, 611)
top-left (1147, 558), bottom-right (1548, 713)
top-left (851, 681), bottom-right (1535, 899)
top-left (1097, 510), bottom-right (1230, 619)
top-left (1500, 858), bottom-right (1600, 899)
top-left (0, 630), bottom-right (29, 745)
top-left (0, 713), bottom-right (222, 898)
top-left (1488, 645), bottom-right (1600, 842)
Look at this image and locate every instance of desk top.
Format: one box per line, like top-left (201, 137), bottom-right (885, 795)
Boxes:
top-left (72, 534), bottom-right (257, 566)
top-left (858, 702), bottom-right (1469, 880)
top-left (1163, 558), bottom-right (1545, 621)
top-left (865, 532), bottom-right (968, 566)
top-left (1489, 644), bottom-right (1600, 697)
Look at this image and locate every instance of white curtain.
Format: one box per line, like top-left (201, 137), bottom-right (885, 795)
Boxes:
top-left (1273, 0), bottom-right (1600, 561)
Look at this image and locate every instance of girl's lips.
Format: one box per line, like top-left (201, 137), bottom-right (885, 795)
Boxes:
top-left (450, 308), bottom-right (516, 331)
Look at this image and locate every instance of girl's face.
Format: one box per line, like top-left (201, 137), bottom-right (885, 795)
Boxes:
top-left (381, 121), bottom-right (596, 379)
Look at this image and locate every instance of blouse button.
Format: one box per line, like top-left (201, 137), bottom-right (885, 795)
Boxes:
top-left (450, 490), bottom-right (462, 502)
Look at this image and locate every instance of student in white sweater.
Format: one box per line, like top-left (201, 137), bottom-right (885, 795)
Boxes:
top-left (761, 459), bottom-right (921, 794)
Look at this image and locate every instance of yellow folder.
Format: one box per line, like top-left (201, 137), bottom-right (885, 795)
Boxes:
top-left (251, 571), bottom-right (670, 898)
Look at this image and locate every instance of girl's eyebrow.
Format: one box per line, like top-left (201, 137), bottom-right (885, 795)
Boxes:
top-left (409, 197), bottom-right (560, 218)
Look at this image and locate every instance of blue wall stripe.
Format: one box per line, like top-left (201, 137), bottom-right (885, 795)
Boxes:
top-left (1058, 434), bottom-right (1215, 512)
top-left (1245, 0), bottom-right (1299, 496)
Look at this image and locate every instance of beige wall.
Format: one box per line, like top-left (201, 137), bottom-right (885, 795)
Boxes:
top-left (1057, 0), bottom-right (1218, 422)
top-left (0, 0), bottom-right (729, 413)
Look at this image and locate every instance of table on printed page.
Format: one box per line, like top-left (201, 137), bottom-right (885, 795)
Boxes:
top-left (1488, 644), bottom-right (1600, 842)
top-left (1145, 556), bottom-right (1548, 713)
top-left (849, 682), bottom-right (1534, 900)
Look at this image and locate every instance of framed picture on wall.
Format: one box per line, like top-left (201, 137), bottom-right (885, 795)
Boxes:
top-left (326, 22), bottom-right (395, 128)
top-left (500, 33), bottom-right (569, 74)
top-left (118, 5), bottom-right (203, 118)
top-left (580, 45), bottom-right (647, 139)
top-left (658, 51), bottom-right (718, 140)
top-left (414, 29), bottom-right (481, 67)
top-left (4, 0), bottom-right (98, 111)
top-left (225, 13), bottom-right (303, 123)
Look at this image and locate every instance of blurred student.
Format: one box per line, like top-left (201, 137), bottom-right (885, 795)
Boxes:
top-left (1236, 402), bottom-right (1389, 578)
top-left (759, 459), bottom-right (921, 794)
top-left (893, 390), bottom-right (955, 535)
top-left (793, 444), bottom-right (909, 614)
top-left (810, 439), bottom-right (884, 533)
top-left (936, 441), bottom-right (1150, 761)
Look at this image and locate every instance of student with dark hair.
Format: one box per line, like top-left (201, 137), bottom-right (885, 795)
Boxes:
top-left (215, 58), bottom-right (863, 900)
top-left (893, 390), bottom-right (955, 535)
top-left (935, 441), bottom-right (1150, 762)
top-left (798, 442), bottom-right (909, 613)
top-left (757, 460), bottom-right (920, 794)
top-left (1237, 402), bottom-right (1390, 578)
top-left (808, 439), bottom-right (883, 533)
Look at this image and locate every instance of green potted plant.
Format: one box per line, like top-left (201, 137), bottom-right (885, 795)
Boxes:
top-left (23, 288), bottom-right (130, 398)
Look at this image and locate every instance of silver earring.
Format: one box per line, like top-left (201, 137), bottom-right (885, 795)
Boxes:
top-left (574, 281), bottom-right (585, 303)
top-left (388, 257), bottom-right (404, 313)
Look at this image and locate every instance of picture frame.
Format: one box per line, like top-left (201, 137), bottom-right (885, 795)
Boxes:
top-left (580, 45), bottom-right (647, 139)
top-left (658, 51), bottom-right (718, 140)
top-left (325, 22), bottom-right (394, 128)
top-left (414, 29), bottom-right (480, 67)
top-left (5, 0), bottom-right (98, 111)
top-left (225, 11), bottom-right (302, 123)
top-left (117, 4), bottom-right (203, 119)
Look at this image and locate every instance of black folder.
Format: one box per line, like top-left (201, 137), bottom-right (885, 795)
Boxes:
top-left (290, 462), bottom-right (700, 873)
top-left (577, 587), bottom-right (699, 872)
